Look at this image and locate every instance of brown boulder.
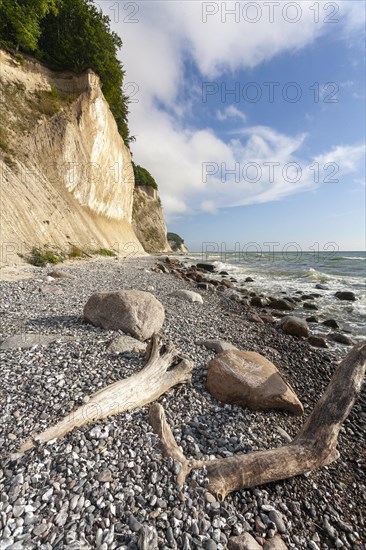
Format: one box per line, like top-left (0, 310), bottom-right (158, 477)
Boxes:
top-left (84, 290), bottom-right (165, 341)
top-left (207, 349), bottom-right (303, 415)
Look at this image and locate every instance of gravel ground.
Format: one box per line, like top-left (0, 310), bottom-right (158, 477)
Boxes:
top-left (0, 255), bottom-right (365, 550)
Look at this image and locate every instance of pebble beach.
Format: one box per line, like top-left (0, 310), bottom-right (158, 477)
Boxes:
top-left (0, 255), bottom-right (365, 550)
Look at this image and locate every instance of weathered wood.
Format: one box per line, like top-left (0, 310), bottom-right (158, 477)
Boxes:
top-left (20, 335), bottom-right (193, 452)
top-left (150, 342), bottom-right (366, 500)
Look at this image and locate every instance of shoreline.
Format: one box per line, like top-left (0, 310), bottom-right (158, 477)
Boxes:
top-left (0, 255), bottom-right (365, 548)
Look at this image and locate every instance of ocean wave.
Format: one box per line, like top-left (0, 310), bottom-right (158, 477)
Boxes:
top-left (341, 256), bottom-right (366, 261)
top-left (303, 268), bottom-right (331, 282)
top-left (328, 256), bottom-right (366, 261)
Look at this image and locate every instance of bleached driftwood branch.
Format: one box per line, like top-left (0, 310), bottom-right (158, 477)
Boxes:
top-left (20, 335), bottom-right (193, 451)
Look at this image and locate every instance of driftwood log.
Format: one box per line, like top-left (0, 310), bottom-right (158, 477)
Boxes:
top-left (20, 335), bottom-right (193, 452)
top-left (150, 342), bottom-right (366, 500)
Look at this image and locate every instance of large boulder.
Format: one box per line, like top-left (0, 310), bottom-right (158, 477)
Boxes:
top-left (84, 291), bottom-right (164, 341)
top-left (207, 349), bottom-right (303, 415)
top-left (280, 316), bottom-right (309, 338)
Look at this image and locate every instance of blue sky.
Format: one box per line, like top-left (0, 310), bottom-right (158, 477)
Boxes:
top-left (103, 0), bottom-right (365, 251)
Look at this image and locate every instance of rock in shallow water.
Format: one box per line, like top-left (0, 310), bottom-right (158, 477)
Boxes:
top-left (329, 333), bottom-right (354, 346)
top-left (207, 349), bottom-right (304, 415)
top-left (280, 316), bottom-right (309, 338)
top-left (335, 291), bottom-right (356, 301)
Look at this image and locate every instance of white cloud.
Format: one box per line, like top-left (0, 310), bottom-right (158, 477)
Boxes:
top-left (217, 106), bottom-right (247, 122)
top-left (104, 1), bottom-right (365, 217)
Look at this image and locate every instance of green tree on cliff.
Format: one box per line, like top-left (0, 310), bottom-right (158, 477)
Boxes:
top-left (0, 0), bottom-right (58, 52)
top-left (39, 0), bottom-right (130, 143)
top-left (0, 0), bottom-right (130, 144)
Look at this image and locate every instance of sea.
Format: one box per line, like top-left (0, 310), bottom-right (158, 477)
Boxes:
top-left (181, 250), bottom-right (366, 343)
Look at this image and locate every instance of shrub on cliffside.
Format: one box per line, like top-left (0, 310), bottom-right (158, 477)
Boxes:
top-left (167, 232), bottom-right (187, 252)
top-left (132, 163), bottom-right (158, 190)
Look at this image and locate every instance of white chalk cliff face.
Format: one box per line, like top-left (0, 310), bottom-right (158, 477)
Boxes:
top-left (0, 50), bottom-right (145, 263)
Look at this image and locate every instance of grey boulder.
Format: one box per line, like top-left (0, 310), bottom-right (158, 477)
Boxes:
top-left (84, 290), bottom-right (165, 341)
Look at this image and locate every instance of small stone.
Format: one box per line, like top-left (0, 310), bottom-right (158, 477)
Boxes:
top-left (12, 506), bottom-right (24, 518)
top-left (228, 532), bottom-right (261, 549)
top-left (268, 511), bottom-right (286, 534)
top-left (130, 516), bottom-right (142, 533)
top-left (323, 518), bottom-right (337, 539)
top-left (138, 525), bottom-right (158, 549)
top-left (205, 492), bottom-right (217, 504)
top-left (275, 427), bottom-right (292, 443)
top-left (41, 488), bottom-right (53, 502)
top-left (32, 523), bottom-right (48, 536)
top-left (98, 470), bottom-right (113, 483)
top-left (0, 539), bottom-right (14, 550)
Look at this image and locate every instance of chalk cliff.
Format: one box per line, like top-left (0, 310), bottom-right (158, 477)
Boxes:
top-left (0, 50), bottom-right (170, 264)
top-left (132, 186), bottom-right (172, 253)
